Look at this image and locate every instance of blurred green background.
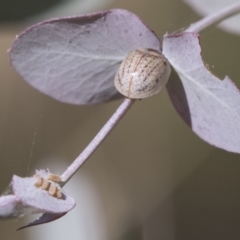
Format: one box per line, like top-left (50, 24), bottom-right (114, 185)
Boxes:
top-left (0, 0), bottom-right (240, 240)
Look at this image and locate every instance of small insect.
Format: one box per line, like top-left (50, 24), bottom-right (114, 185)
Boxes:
top-left (114, 48), bottom-right (171, 99)
top-left (34, 174), bottom-right (62, 199)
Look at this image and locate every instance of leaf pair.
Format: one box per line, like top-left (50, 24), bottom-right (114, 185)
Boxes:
top-left (0, 169), bottom-right (75, 229)
top-left (9, 9), bottom-right (240, 153)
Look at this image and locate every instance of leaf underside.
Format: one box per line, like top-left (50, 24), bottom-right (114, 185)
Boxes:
top-left (163, 32), bottom-right (240, 153)
top-left (9, 9), bottom-right (161, 105)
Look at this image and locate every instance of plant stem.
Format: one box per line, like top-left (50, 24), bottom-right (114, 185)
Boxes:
top-left (60, 98), bottom-right (135, 183)
top-left (186, 1), bottom-right (240, 33)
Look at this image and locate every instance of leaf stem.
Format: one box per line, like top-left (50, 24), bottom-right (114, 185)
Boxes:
top-left (186, 1), bottom-right (240, 33)
top-left (60, 98), bottom-right (135, 183)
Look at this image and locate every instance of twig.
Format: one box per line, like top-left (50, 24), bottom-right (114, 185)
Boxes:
top-left (61, 98), bottom-right (135, 183)
top-left (186, 1), bottom-right (240, 33)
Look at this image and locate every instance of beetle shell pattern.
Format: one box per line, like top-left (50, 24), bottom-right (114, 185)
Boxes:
top-left (114, 48), bottom-right (171, 99)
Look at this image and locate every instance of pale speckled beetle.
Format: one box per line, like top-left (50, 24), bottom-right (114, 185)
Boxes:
top-left (114, 48), bottom-right (171, 99)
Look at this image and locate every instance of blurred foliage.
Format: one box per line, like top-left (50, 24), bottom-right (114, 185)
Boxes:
top-left (0, 0), bottom-right (65, 22)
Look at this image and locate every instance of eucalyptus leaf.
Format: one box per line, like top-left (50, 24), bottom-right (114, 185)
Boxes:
top-left (10, 9), bottom-right (161, 104)
top-left (163, 32), bottom-right (240, 153)
top-left (0, 169), bottom-right (75, 220)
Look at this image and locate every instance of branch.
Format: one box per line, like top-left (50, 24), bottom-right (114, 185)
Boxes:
top-left (60, 98), bottom-right (135, 183)
top-left (186, 1), bottom-right (240, 33)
